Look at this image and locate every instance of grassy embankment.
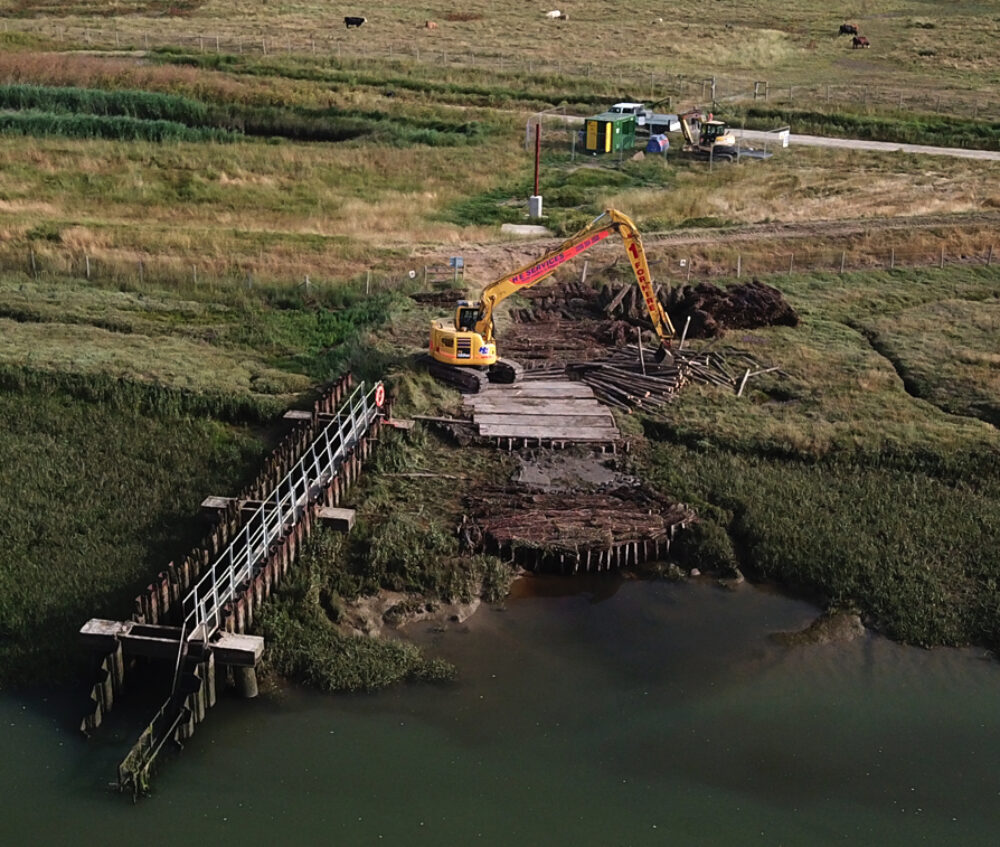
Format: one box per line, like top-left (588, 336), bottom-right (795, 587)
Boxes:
top-left (257, 416), bottom-right (516, 692)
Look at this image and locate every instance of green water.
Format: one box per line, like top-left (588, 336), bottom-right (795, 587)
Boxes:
top-left (3, 577), bottom-right (999, 845)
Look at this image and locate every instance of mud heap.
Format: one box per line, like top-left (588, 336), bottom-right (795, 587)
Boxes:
top-left (504, 278), bottom-right (798, 364)
top-left (658, 279), bottom-right (800, 339)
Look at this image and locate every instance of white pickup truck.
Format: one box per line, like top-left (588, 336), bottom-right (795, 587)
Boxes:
top-left (608, 102), bottom-right (680, 135)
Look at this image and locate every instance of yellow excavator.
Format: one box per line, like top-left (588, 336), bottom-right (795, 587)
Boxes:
top-left (678, 110), bottom-right (738, 161)
top-left (426, 208), bottom-right (676, 392)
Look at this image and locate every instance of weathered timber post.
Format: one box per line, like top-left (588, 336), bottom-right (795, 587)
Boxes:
top-left (235, 666), bottom-right (259, 698)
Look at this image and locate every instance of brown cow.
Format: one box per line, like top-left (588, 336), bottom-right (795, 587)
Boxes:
top-left (425, 20), bottom-right (437, 29)
top-left (852, 35), bottom-right (870, 48)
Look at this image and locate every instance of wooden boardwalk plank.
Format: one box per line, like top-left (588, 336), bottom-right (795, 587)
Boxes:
top-left (466, 398), bottom-right (603, 413)
top-left (473, 413), bottom-right (614, 427)
top-left (478, 424), bottom-right (620, 440)
top-left (476, 383), bottom-right (595, 399)
top-left (467, 377), bottom-right (619, 443)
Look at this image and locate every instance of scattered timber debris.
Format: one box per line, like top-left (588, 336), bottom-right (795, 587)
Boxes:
top-left (463, 485), bottom-right (696, 573)
top-left (522, 344), bottom-right (783, 411)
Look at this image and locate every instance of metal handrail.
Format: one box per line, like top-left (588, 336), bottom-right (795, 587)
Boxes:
top-left (172, 381), bottom-right (379, 680)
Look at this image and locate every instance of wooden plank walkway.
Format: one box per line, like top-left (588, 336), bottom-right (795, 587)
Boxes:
top-left (463, 380), bottom-right (620, 447)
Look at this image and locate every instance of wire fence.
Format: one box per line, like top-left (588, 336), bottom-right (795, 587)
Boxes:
top-left (645, 244), bottom-right (997, 285)
top-left (6, 20), bottom-right (1000, 122)
top-left (2, 239), bottom-right (995, 302)
top-left (0, 245), bottom-right (426, 298)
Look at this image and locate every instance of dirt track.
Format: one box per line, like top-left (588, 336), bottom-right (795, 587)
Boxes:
top-left (446, 211), bottom-right (1000, 281)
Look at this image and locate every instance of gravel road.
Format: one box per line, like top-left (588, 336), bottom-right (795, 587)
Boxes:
top-left (735, 129), bottom-right (1000, 161)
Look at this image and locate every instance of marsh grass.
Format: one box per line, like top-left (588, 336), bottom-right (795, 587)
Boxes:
top-left (863, 298), bottom-right (1000, 426)
top-left (257, 532), bottom-right (457, 693)
top-left (0, 389), bottom-right (264, 683)
top-left (255, 429), bottom-right (518, 693)
top-left (639, 443), bottom-right (1000, 647)
top-left (633, 264), bottom-right (1000, 648)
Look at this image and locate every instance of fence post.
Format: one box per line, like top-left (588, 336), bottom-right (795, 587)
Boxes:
top-left (580, 260), bottom-right (588, 285)
top-left (890, 248), bottom-right (895, 270)
top-left (193, 265), bottom-right (198, 286)
top-left (366, 269), bottom-right (371, 295)
top-left (138, 260), bottom-right (144, 285)
top-left (85, 253), bottom-right (91, 280)
top-left (939, 246), bottom-right (945, 269)
top-left (788, 253), bottom-right (794, 274)
top-left (29, 249), bottom-right (36, 279)
top-left (686, 259), bottom-right (692, 282)
top-left (988, 245), bottom-right (994, 267)
top-left (736, 254), bottom-right (741, 278)
top-left (840, 251), bottom-right (846, 274)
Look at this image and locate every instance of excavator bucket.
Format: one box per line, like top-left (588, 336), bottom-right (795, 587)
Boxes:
top-left (654, 344), bottom-right (669, 364)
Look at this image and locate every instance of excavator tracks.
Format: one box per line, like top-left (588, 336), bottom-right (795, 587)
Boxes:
top-left (419, 354), bottom-right (489, 394)
top-left (488, 357), bottom-right (524, 385)
top-left (420, 355), bottom-right (524, 394)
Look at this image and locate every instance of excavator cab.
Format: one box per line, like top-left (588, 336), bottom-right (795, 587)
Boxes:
top-left (455, 302), bottom-right (480, 332)
top-left (701, 120), bottom-right (730, 143)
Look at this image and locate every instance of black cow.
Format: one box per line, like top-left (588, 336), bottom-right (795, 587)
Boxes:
top-left (839, 23), bottom-right (858, 35)
top-left (344, 16), bottom-right (366, 28)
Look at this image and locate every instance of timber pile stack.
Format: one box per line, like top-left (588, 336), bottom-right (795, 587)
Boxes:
top-left (523, 344), bottom-right (781, 410)
top-left (463, 486), bottom-right (696, 573)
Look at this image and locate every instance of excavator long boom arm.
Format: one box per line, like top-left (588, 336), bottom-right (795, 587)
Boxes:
top-left (474, 209), bottom-right (675, 347)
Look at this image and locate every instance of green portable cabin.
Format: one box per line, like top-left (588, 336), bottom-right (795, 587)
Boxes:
top-left (583, 112), bottom-right (636, 155)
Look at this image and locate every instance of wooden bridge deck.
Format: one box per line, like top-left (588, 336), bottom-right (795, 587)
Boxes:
top-left (464, 380), bottom-right (620, 446)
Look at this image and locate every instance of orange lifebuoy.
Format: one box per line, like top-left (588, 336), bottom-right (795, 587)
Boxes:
top-left (374, 383), bottom-right (386, 407)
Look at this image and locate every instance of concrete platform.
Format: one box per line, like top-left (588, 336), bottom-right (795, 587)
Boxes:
top-left (317, 506), bottom-right (356, 532)
top-left (80, 619), bottom-right (264, 666)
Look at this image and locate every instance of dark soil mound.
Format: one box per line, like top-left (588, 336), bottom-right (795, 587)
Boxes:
top-left (662, 279), bottom-right (799, 339)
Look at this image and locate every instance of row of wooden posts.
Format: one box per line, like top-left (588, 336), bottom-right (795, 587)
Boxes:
top-left (487, 524), bottom-right (687, 575)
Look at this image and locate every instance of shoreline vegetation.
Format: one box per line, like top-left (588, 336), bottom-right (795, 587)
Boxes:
top-left (0, 1), bottom-right (998, 693)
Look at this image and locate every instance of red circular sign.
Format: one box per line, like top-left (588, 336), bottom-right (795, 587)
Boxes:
top-left (374, 383), bottom-right (386, 408)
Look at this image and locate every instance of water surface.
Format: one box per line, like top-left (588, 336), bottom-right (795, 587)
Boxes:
top-left (2, 577), bottom-right (998, 845)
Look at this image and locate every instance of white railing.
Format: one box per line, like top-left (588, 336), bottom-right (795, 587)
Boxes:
top-left (179, 380), bottom-right (380, 645)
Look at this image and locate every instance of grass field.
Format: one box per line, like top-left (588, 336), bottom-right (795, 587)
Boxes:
top-left (4, 1), bottom-right (1000, 93)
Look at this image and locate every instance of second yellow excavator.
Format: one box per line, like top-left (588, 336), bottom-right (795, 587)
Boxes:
top-left (426, 209), bottom-right (675, 392)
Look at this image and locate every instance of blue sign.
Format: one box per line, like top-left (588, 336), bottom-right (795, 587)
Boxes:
top-left (449, 256), bottom-right (464, 269)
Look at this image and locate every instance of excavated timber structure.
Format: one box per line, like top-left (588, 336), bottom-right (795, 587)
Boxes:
top-left (79, 375), bottom-right (387, 798)
top-left (465, 488), bottom-right (696, 573)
